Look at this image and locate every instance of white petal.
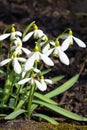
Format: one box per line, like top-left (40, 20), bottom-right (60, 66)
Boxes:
top-left (34, 30), bottom-right (44, 38)
top-left (45, 79), bottom-right (52, 84)
top-left (22, 47), bottom-right (31, 55)
top-left (35, 80), bottom-right (47, 91)
top-left (23, 31), bottom-right (34, 42)
top-left (58, 48), bottom-right (69, 65)
top-left (14, 37), bottom-right (22, 46)
top-left (42, 34), bottom-right (47, 40)
top-left (25, 54), bottom-right (35, 71)
top-left (18, 78), bottom-right (31, 85)
top-left (43, 48), bottom-right (54, 56)
top-left (53, 47), bottom-right (58, 55)
top-left (34, 68), bottom-right (40, 73)
top-left (13, 58), bottom-right (21, 74)
top-left (14, 31), bottom-right (22, 37)
top-left (61, 41), bottom-right (70, 51)
top-left (0, 58), bottom-right (12, 66)
top-left (11, 46), bottom-right (17, 51)
top-left (41, 80), bottom-right (47, 91)
top-left (17, 57), bottom-right (26, 62)
top-left (42, 44), bottom-right (50, 53)
top-left (0, 33), bottom-right (10, 41)
top-left (22, 70), bottom-right (27, 78)
top-left (35, 80), bottom-right (42, 91)
top-left (50, 41), bottom-right (55, 46)
top-left (40, 53), bottom-right (54, 66)
top-left (61, 36), bottom-right (72, 51)
top-left (73, 36), bottom-right (86, 48)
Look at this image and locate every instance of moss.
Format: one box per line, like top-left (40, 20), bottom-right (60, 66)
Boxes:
top-left (0, 121), bottom-right (87, 130)
top-left (37, 123), bottom-right (87, 130)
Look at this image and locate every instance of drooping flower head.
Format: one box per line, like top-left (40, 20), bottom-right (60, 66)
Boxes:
top-left (61, 29), bottom-right (86, 51)
top-left (0, 51), bottom-right (26, 74)
top-left (18, 72), bottom-right (52, 91)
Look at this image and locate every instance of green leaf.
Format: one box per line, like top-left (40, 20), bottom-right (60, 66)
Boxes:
top-left (34, 92), bottom-right (57, 105)
top-left (15, 96), bottom-right (27, 110)
top-left (41, 69), bottom-right (51, 75)
top-left (0, 104), bottom-right (7, 108)
top-left (33, 100), bottom-right (87, 121)
top-left (9, 98), bottom-right (15, 108)
top-left (0, 88), bottom-right (3, 93)
top-left (45, 74), bottom-right (79, 98)
top-left (5, 109), bottom-right (26, 120)
top-left (33, 113), bottom-right (59, 124)
top-left (0, 114), bottom-right (7, 117)
top-left (51, 75), bottom-right (64, 84)
top-left (22, 21), bottom-right (35, 38)
top-left (3, 24), bottom-right (12, 34)
top-left (0, 69), bottom-right (6, 76)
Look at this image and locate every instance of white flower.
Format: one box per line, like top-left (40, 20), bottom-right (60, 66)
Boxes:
top-left (18, 76), bottom-right (52, 91)
top-left (23, 29), bottom-right (46, 42)
top-left (43, 41), bottom-right (69, 65)
top-left (61, 30), bottom-right (86, 51)
top-left (11, 37), bottom-right (31, 55)
top-left (53, 46), bottom-right (69, 65)
top-left (22, 67), bottom-right (40, 78)
top-left (25, 51), bottom-right (54, 71)
top-left (0, 31), bottom-right (22, 41)
top-left (0, 52), bottom-right (26, 74)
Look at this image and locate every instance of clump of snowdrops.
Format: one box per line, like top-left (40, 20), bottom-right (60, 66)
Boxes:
top-left (0, 21), bottom-right (87, 124)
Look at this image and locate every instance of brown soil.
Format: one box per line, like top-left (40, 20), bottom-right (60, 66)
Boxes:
top-left (0, 0), bottom-right (87, 129)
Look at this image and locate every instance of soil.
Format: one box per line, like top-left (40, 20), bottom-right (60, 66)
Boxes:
top-left (0, 0), bottom-right (87, 129)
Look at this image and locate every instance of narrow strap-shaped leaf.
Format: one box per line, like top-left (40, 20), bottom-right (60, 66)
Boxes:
top-left (45, 74), bottom-right (79, 98)
top-left (0, 114), bottom-right (7, 117)
top-left (0, 69), bottom-right (6, 76)
top-left (51, 75), bottom-right (64, 84)
top-left (41, 69), bottom-right (51, 75)
top-left (34, 92), bottom-right (57, 105)
top-left (33, 113), bottom-right (59, 124)
top-left (22, 21), bottom-right (35, 38)
top-left (5, 109), bottom-right (26, 120)
top-left (15, 95), bottom-right (28, 110)
top-left (33, 100), bottom-right (87, 121)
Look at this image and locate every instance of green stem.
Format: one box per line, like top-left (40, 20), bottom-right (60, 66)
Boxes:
top-left (0, 42), bottom-right (2, 61)
top-left (27, 85), bottom-right (35, 117)
top-left (2, 70), bottom-right (15, 104)
top-left (14, 85), bottom-right (22, 109)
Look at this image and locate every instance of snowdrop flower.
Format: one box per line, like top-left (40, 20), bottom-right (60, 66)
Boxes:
top-left (11, 37), bottom-right (31, 55)
top-left (0, 26), bottom-right (22, 41)
top-left (43, 40), bottom-right (69, 65)
top-left (18, 75), bottom-right (52, 91)
top-left (61, 29), bottom-right (86, 51)
top-left (23, 24), bottom-right (47, 42)
top-left (0, 52), bottom-right (26, 74)
top-left (22, 67), bottom-right (40, 78)
top-left (24, 45), bottom-right (54, 71)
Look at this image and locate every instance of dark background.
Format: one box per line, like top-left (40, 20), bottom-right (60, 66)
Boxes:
top-left (0, 0), bottom-right (87, 124)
